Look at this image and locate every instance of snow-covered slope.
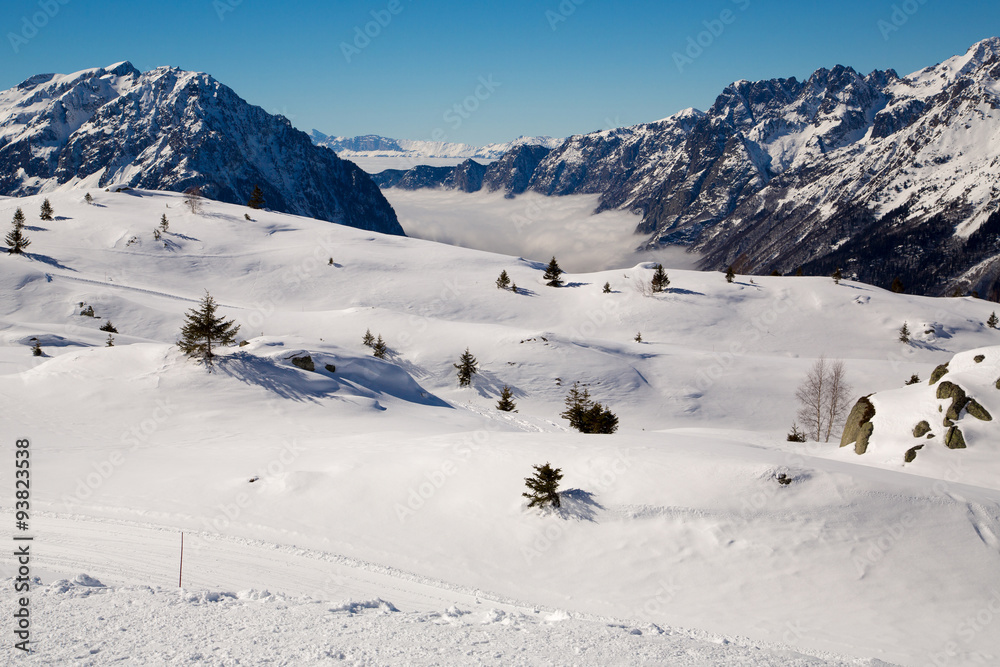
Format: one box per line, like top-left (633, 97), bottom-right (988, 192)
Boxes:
top-left (310, 131), bottom-right (562, 161)
top-left (2, 190), bottom-right (1000, 665)
top-left (0, 63), bottom-right (402, 235)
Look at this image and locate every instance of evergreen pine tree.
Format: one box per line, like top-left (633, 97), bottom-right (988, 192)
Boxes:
top-left (725, 266), bottom-right (735, 283)
top-left (560, 382), bottom-right (618, 433)
top-left (988, 312), bottom-right (999, 329)
top-left (890, 277), bottom-right (905, 293)
top-left (31, 340), bottom-right (42, 357)
top-left (603, 281), bottom-right (611, 293)
top-left (832, 268), bottom-right (843, 285)
top-left (106, 333), bottom-right (115, 347)
top-left (511, 283), bottom-right (518, 294)
top-left (160, 214), bottom-right (169, 231)
top-left (583, 401), bottom-right (619, 434)
top-left (454, 347), bottom-right (478, 387)
top-left (522, 463), bottom-right (563, 510)
top-left (176, 291), bottom-right (241, 367)
top-left (84, 193), bottom-right (93, 205)
top-left (634, 332), bottom-right (642, 343)
top-left (905, 374), bottom-right (920, 385)
top-left (795, 267), bottom-right (804, 276)
top-left (560, 382), bottom-right (591, 432)
top-left (40, 198), bottom-right (53, 221)
top-left (153, 228), bottom-right (161, 241)
top-left (787, 424), bottom-right (806, 442)
top-left (6, 208), bottom-right (30, 255)
top-left (496, 385), bottom-right (517, 412)
top-left (99, 320), bottom-right (118, 333)
top-left (770, 269), bottom-right (782, 276)
top-left (496, 270), bottom-right (511, 290)
top-left (543, 256), bottom-right (563, 287)
top-left (363, 329), bottom-right (375, 347)
top-left (898, 322), bottom-right (911, 343)
top-left (651, 264), bottom-right (669, 292)
top-left (247, 185), bottom-right (265, 209)
top-left (372, 335), bottom-right (388, 359)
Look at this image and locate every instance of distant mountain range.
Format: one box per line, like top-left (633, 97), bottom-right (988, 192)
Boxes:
top-left (309, 131), bottom-right (562, 161)
top-left (373, 38), bottom-right (1000, 297)
top-left (0, 63), bottom-right (402, 235)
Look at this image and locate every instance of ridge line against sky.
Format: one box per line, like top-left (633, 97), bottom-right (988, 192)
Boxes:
top-left (0, 0), bottom-right (997, 145)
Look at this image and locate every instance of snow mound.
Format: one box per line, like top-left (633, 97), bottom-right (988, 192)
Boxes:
top-left (329, 598), bottom-right (399, 614)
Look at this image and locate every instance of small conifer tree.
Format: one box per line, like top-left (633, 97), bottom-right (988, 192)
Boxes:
top-left (328, 257), bottom-right (334, 265)
top-left (454, 347), bottom-right (478, 387)
top-left (106, 333), bottom-right (115, 347)
top-left (899, 322), bottom-right (911, 343)
top-left (511, 283), bottom-right (518, 294)
top-left (543, 256), bottom-right (563, 287)
top-left (160, 214), bottom-right (169, 232)
top-left (6, 208), bottom-right (30, 255)
top-left (40, 198), bottom-right (53, 221)
top-left (832, 268), bottom-right (843, 285)
top-left (177, 291), bottom-right (241, 367)
top-left (496, 270), bottom-right (511, 290)
top-left (363, 329), bottom-right (375, 348)
top-left (770, 269), bottom-right (782, 276)
top-left (725, 266), bottom-right (735, 283)
top-left (795, 267), bottom-right (804, 276)
top-left (560, 382), bottom-right (619, 434)
top-left (651, 264), bottom-right (669, 292)
top-left (247, 185), bottom-right (265, 209)
top-left (988, 312), bottom-right (998, 329)
top-left (890, 277), bottom-right (905, 294)
top-left (787, 424), bottom-right (806, 442)
top-left (372, 335), bottom-right (388, 359)
top-left (84, 193), bottom-right (94, 204)
top-left (634, 332), bottom-right (642, 343)
top-left (31, 340), bottom-right (42, 357)
top-left (523, 463), bottom-right (562, 510)
top-left (153, 228), bottom-right (161, 241)
top-left (603, 281), bottom-right (611, 293)
top-left (905, 374), bottom-right (920, 385)
top-left (99, 320), bottom-right (118, 333)
top-left (496, 385), bottom-right (517, 412)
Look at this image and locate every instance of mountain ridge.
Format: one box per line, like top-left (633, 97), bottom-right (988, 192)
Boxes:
top-left (0, 62), bottom-right (403, 236)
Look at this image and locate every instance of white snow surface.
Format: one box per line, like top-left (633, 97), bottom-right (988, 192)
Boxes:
top-left (1, 190), bottom-right (999, 665)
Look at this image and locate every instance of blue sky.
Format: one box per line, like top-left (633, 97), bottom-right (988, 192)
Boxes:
top-left (1, 0), bottom-right (998, 145)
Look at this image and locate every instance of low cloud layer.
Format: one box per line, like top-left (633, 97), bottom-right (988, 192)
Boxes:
top-left (384, 189), bottom-right (701, 273)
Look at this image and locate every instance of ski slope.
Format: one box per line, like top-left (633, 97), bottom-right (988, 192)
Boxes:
top-left (1, 189), bottom-right (999, 665)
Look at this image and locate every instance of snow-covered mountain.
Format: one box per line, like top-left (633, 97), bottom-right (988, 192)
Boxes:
top-left (0, 62), bottom-right (403, 235)
top-left (310, 130), bottom-right (562, 161)
top-left (378, 38), bottom-right (1000, 296)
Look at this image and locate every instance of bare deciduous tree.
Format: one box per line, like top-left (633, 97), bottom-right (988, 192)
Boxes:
top-left (796, 357), bottom-right (827, 441)
top-left (796, 356), bottom-right (853, 442)
top-left (824, 359), bottom-right (852, 443)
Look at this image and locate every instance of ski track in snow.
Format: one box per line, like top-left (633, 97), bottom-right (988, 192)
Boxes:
top-left (2, 512), bottom-right (879, 666)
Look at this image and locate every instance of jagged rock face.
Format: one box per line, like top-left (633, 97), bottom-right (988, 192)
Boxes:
top-left (0, 63), bottom-right (402, 236)
top-left (378, 38), bottom-right (1000, 295)
top-left (481, 144), bottom-right (550, 196)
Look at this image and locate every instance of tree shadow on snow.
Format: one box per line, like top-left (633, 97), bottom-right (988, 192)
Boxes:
top-left (472, 369), bottom-right (518, 399)
top-left (217, 353), bottom-right (328, 402)
top-left (666, 287), bottom-right (704, 296)
top-left (556, 489), bottom-right (604, 522)
top-left (18, 252), bottom-right (76, 271)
